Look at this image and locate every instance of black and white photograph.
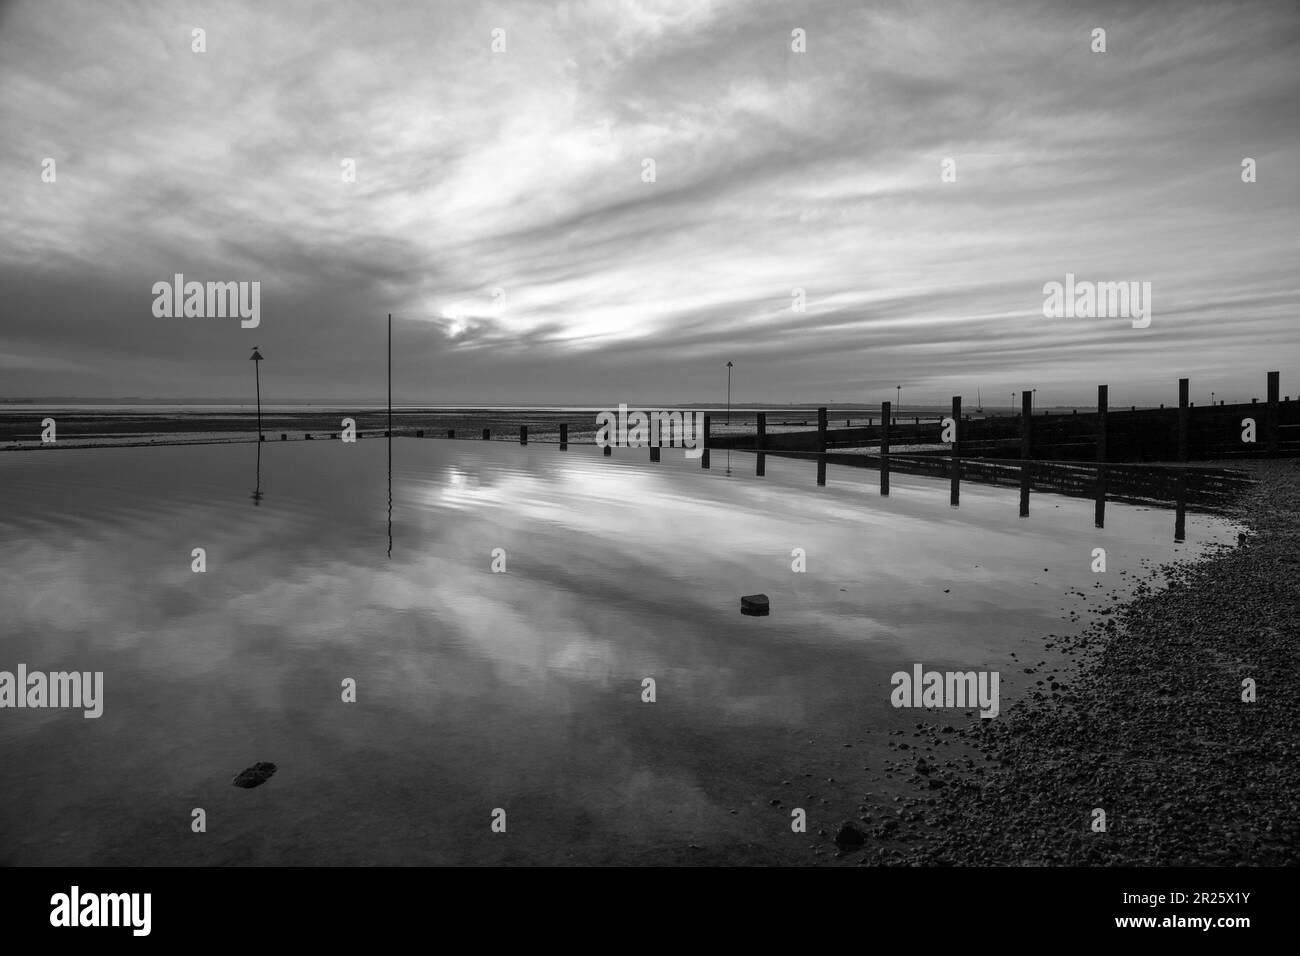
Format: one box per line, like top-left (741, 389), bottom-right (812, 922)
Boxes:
top-left (1, 0), bottom-right (1296, 937)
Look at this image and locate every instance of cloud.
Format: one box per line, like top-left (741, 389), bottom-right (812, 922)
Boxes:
top-left (0, 0), bottom-right (1296, 403)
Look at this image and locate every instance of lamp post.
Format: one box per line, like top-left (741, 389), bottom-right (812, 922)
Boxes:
top-left (896, 385), bottom-right (901, 422)
top-left (250, 347), bottom-right (264, 441)
top-left (1211, 391), bottom-right (1215, 407)
top-left (1032, 388), bottom-right (1037, 414)
top-left (726, 361), bottom-right (733, 424)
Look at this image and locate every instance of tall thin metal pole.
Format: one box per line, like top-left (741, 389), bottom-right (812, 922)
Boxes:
top-left (726, 362), bottom-right (732, 423)
top-left (255, 358), bottom-right (262, 440)
top-left (388, 313), bottom-right (392, 437)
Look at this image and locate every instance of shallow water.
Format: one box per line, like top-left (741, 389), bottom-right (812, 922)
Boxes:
top-left (0, 440), bottom-right (1236, 864)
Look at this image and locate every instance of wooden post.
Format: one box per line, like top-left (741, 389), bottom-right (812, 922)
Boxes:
top-left (1267, 370), bottom-right (1280, 457)
top-left (650, 446), bottom-right (660, 462)
top-left (447, 429), bottom-right (455, 439)
top-left (950, 396), bottom-right (961, 456)
top-left (701, 414), bottom-right (710, 469)
top-left (817, 407), bottom-right (827, 451)
top-left (482, 428), bottom-right (490, 440)
top-left (1177, 377), bottom-right (1189, 462)
top-left (1096, 385), bottom-right (1108, 463)
top-left (1021, 391), bottom-right (1032, 460)
top-left (559, 423), bottom-right (568, 447)
top-left (520, 425), bottom-right (528, 445)
top-left (880, 400), bottom-right (891, 496)
top-left (416, 429), bottom-right (424, 438)
top-left (756, 412), bottom-right (766, 450)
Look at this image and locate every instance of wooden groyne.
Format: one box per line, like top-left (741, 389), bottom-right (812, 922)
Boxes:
top-left (708, 372), bottom-right (1297, 463)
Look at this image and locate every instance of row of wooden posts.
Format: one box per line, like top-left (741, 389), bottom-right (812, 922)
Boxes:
top-left (349, 370), bottom-right (1288, 464)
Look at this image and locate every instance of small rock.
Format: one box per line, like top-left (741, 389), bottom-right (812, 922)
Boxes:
top-left (740, 594), bottom-right (770, 615)
top-left (232, 762), bottom-right (277, 789)
top-left (834, 821), bottom-right (867, 848)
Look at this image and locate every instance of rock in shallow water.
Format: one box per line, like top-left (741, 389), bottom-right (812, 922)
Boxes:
top-left (740, 594), bottom-right (770, 615)
top-left (232, 762), bottom-right (277, 789)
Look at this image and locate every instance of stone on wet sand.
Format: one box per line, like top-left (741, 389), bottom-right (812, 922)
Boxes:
top-left (834, 821), bottom-right (867, 848)
top-left (232, 762), bottom-right (277, 789)
top-left (740, 594), bottom-right (770, 615)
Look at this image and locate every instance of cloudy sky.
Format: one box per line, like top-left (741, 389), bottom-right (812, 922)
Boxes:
top-left (1, 0), bottom-right (1297, 406)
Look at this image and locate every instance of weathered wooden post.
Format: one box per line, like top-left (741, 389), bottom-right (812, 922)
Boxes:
top-left (1177, 378), bottom-right (1189, 462)
top-left (1021, 390), bottom-right (1032, 460)
top-left (950, 396), bottom-right (961, 456)
top-left (447, 429), bottom-right (455, 439)
top-left (949, 396), bottom-right (961, 506)
top-left (1096, 385), bottom-right (1108, 463)
top-left (880, 400), bottom-right (891, 496)
top-left (482, 428), bottom-right (491, 440)
top-left (756, 412), bottom-right (766, 451)
top-left (701, 414), bottom-right (710, 469)
top-left (559, 423), bottom-right (567, 449)
top-left (1267, 370), bottom-right (1280, 457)
top-left (520, 425), bottom-right (528, 445)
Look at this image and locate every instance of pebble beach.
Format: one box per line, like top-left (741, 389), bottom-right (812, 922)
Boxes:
top-left (857, 460), bottom-right (1299, 866)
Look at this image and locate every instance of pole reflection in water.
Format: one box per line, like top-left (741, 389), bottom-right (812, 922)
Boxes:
top-left (1094, 465), bottom-right (1106, 528)
top-left (756, 451), bottom-right (765, 477)
top-left (1175, 469), bottom-right (1187, 543)
top-left (950, 455), bottom-right (960, 507)
top-left (881, 453), bottom-right (890, 496)
top-left (816, 453), bottom-right (826, 486)
top-left (1019, 462), bottom-right (1031, 518)
top-left (250, 441), bottom-right (263, 506)
top-left (387, 431), bottom-right (393, 559)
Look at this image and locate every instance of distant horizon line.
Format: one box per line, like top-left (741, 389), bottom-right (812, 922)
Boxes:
top-left (0, 397), bottom-right (1215, 411)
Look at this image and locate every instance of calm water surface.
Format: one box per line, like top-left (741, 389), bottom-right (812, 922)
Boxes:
top-left (0, 440), bottom-right (1235, 864)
